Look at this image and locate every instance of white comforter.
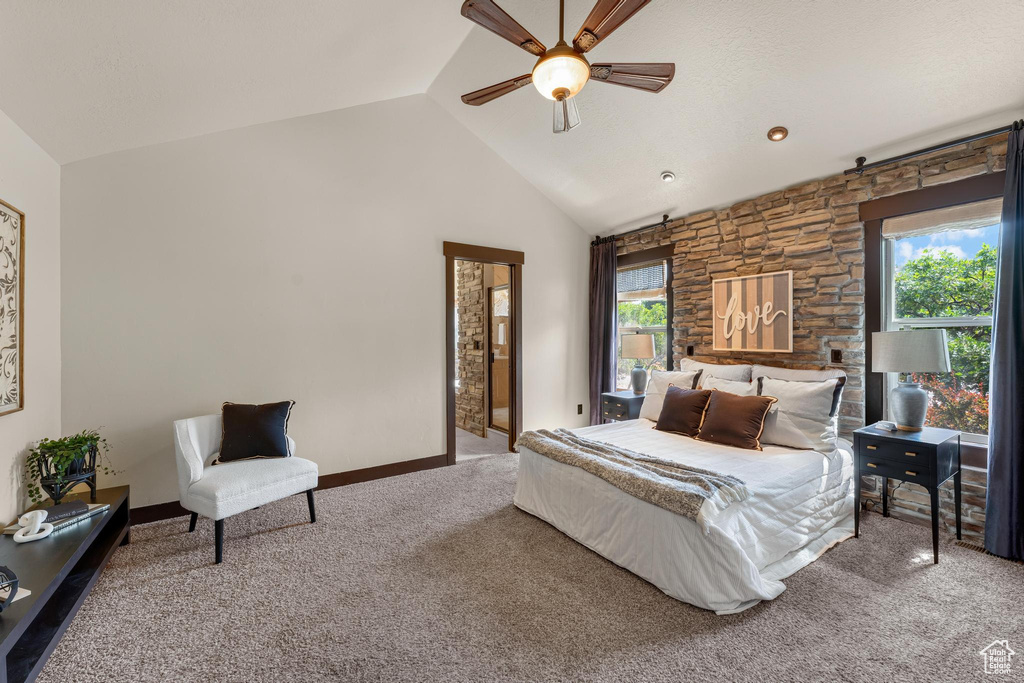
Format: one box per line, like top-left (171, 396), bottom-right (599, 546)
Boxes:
top-left (513, 419), bottom-right (854, 613)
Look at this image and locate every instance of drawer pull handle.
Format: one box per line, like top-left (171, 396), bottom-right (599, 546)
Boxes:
top-left (866, 463), bottom-right (877, 468)
top-left (905, 470), bottom-right (917, 476)
top-left (904, 451), bottom-right (916, 457)
top-left (866, 445), bottom-right (877, 450)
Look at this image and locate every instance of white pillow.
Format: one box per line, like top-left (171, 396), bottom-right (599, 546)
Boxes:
top-left (759, 377), bottom-right (839, 452)
top-left (699, 376), bottom-right (757, 396)
top-left (639, 370), bottom-right (701, 421)
top-left (752, 364), bottom-right (847, 417)
top-left (678, 358), bottom-right (752, 382)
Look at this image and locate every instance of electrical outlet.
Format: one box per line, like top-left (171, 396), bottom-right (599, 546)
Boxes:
top-left (830, 349), bottom-right (843, 364)
top-left (577, 404), bottom-right (583, 415)
top-left (686, 345), bottom-right (695, 356)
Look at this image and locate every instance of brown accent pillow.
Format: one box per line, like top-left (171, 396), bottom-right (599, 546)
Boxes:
top-left (655, 386), bottom-right (712, 438)
top-left (696, 390), bottom-right (777, 450)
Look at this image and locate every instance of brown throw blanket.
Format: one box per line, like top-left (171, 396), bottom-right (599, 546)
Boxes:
top-left (516, 428), bottom-right (749, 528)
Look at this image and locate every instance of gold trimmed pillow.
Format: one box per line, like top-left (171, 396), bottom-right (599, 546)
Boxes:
top-left (654, 386), bottom-right (712, 438)
top-left (696, 391), bottom-right (777, 451)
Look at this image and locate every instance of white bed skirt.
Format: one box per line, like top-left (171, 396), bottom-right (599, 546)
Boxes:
top-left (513, 447), bottom-right (854, 614)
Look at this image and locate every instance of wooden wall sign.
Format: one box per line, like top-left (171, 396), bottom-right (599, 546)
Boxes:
top-left (712, 271), bottom-right (793, 353)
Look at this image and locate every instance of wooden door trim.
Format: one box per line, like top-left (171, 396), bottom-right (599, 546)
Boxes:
top-left (445, 242), bottom-right (525, 464)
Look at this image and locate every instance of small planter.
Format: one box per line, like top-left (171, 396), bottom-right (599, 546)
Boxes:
top-left (37, 446), bottom-right (98, 504)
top-left (26, 430), bottom-right (114, 506)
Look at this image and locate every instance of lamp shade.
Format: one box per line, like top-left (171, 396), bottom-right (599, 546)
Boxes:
top-left (621, 334), bottom-right (655, 360)
top-left (871, 330), bottom-right (951, 374)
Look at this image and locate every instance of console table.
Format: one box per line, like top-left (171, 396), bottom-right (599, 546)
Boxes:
top-left (0, 486), bottom-right (129, 683)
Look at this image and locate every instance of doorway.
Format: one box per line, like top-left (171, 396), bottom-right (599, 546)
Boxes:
top-left (444, 242), bottom-right (524, 465)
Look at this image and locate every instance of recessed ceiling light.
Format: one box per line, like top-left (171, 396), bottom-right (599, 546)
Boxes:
top-left (767, 126), bottom-right (789, 142)
top-left (660, 171), bottom-right (676, 183)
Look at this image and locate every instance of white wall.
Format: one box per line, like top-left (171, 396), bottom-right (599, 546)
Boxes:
top-left (60, 94), bottom-right (591, 508)
top-left (0, 109), bottom-right (62, 521)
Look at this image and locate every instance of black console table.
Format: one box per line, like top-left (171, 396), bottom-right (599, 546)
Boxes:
top-left (0, 486), bottom-right (129, 683)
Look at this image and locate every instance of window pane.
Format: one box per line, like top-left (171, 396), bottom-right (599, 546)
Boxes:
top-left (893, 224), bottom-right (998, 318)
top-left (908, 326), bottom-right (991, 435)
top-left (616, 260), bottom-right (669, 392)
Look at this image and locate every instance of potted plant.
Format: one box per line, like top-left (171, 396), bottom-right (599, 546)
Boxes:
top-left (25, 429), bottom-right (116, 505)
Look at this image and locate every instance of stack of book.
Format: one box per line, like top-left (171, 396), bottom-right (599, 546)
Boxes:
top-left (3, 500), bottom-right (110, 535)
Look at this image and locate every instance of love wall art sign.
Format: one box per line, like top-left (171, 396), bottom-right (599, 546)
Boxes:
top-left (712, 271), bottom-right (793, 353)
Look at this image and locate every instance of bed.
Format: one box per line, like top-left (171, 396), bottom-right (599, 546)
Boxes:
top-left (513, 417), bottom-right (854, 614)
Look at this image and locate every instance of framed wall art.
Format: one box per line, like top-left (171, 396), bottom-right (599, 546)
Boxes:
top-left (0, 198), bottom-right (24, 416)
top-left (712, 270), bottom-right (793, 353)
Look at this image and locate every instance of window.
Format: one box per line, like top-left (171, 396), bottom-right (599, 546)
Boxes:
top-left (882, 198), bottom-right (1000, 441)
top-left (616, 257), bottom-right (670, 390)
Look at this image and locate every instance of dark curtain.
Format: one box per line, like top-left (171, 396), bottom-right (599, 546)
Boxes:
top-left (986, 120), bottom-right (1024, 560)
top-left (589, 238), bottom-right (618, 424)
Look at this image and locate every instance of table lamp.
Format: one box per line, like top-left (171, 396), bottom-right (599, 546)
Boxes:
top-left (871, 330), bottom-right (951, 431)
top-left (621, 333), bottom-right (656, 395)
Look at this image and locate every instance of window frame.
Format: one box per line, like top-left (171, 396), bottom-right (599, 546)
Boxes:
top-left (861, 173), bottom-right (1005, 467)
top-left (615, 245), bottom-right (674, 391)
top-left (880, 235), bottom-right (995, 443)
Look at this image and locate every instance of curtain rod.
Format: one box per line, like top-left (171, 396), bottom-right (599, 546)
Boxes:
top-left (592, 214), bottom-right (675, 246)
top-left (844, 124), bottom-right (1014, 175)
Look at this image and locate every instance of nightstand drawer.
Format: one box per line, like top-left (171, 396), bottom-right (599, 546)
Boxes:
top-left (859, 458), bottom-right (932, 487)
top-left (602, 404), bottom-right (627, 420)
top-left (859, 437), bottom-right (932, 469)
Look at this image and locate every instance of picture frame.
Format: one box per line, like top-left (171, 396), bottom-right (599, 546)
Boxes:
top-left (0, 198), bottom-right (25, 416)
top-left (712, 270), bottom-right (793, 353)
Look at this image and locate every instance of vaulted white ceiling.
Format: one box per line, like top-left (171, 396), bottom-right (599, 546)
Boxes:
top-left (429, 0), bottom-right (1024, 234)
top-left (0, 1), bottom-right (471, 164)
top-left (2, 1), bottom-right (1023, 234)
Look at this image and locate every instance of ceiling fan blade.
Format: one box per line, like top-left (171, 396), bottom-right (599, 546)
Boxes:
top-left (461, 0), bottom-right (546, 56)
top-left (573, 0), bottom-right (652, 53)
top-left (589, 63), bottom-right (675, 93)
top-left (461, 74), bottom-right (534, 106)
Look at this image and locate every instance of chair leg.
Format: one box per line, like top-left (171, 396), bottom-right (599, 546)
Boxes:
top-left (306, 489), bottom-right (317, 524)
top-left (215, 519), bottom-right (224, 564)
top-left (188, 512), bottom-right (198, 533)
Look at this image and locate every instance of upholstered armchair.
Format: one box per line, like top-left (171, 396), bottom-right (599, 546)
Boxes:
top-left (173, 414), bottom-right (319, 563)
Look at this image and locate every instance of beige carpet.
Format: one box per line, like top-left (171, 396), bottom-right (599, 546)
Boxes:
top-left (39, 454), bottom-right (1024, 682)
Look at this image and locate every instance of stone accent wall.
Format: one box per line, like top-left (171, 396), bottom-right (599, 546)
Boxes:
top-left (617, 132), bottom-right (1008, 541)
top-left (455, 260), bottom-right (486, 436)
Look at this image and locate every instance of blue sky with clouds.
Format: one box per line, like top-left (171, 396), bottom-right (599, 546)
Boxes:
top-left (893, 222), bottom-right (1000, 268)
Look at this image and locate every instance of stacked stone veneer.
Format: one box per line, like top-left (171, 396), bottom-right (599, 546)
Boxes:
top-left (455, 261), bottom-right (486, 437)
top-left (618, 132), bottom-right (1008, 540)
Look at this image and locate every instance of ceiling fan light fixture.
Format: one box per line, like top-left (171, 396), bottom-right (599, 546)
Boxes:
top-left (532, 43), bottom-right (590, 101)
top-left (767, 126), bottom-right (789, 142)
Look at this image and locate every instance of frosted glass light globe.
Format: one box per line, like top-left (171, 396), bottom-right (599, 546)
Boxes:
top-left (532, 44), bottom-right (590, 101)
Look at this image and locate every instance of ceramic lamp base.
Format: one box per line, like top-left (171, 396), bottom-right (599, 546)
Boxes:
top-left (631, 366), bottom-right (648, 395)
top-left (890, 381), bottom-right (929, 432)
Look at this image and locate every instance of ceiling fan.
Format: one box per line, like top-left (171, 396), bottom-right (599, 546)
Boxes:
top-left (460, 0), bottom-right (675, 133)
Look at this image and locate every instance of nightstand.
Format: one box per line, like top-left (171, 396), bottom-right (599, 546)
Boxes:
top-left (601, 390), bottom-right (645, 422)
top-left (853, 424), bottom-right (961, 564)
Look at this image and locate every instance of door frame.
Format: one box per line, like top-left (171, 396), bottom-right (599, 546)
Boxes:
top-left (444, 241), bottom-right (524, 465)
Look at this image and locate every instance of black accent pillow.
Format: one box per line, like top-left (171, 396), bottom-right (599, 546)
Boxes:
top-left (655, 386), bottom-right (712, 438)
top-left (219, 401), bottom-right (295, 463)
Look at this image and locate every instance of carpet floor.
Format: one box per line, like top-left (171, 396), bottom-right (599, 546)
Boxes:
top-left (38, 454), bottom-right (1024, 683)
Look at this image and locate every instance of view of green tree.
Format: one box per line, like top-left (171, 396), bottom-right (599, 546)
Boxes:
top-left (895, 244), bottom-right (996, 317)
top-left (894, 244), bottom-right (996, 434)
top-left (617, 300), bottom-right (667, 328)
